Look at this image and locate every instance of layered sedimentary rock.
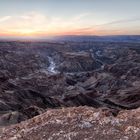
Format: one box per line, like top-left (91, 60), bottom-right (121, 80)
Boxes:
top-left (0, 41), bottom-right (139, 128)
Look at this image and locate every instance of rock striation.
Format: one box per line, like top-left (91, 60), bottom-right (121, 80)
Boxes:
top-left (0, 40), bottom-right (139, 130)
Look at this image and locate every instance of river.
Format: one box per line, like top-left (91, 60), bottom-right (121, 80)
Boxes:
top-left (47, 56), bottom-right (57, 74)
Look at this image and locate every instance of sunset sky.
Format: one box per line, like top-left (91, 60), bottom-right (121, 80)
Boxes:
top-left (0, 0), bottom-right (140, 38)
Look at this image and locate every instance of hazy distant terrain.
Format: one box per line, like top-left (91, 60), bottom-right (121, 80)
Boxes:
top-left (1, 35), bottom-right (140, 43)
top-left (49, 35), bottom-right (140, 43)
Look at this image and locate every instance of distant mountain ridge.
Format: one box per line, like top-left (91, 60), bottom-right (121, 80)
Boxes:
top-left (50, 35), bottom-right (140, 43)
top-left (0, 35), bottom-right (140, 43)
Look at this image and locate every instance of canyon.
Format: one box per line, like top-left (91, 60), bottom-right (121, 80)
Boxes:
top-left (0, 39), bottom-right (139, 139)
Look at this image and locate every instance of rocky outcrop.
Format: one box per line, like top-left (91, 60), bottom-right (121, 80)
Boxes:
top-left (55, 51), bottom-right (101, 72)
top-left (0, 106), bottom-right (140, 140)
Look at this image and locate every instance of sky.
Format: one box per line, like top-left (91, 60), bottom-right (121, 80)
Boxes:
top-left (0, 0), bottom-right (140, 37)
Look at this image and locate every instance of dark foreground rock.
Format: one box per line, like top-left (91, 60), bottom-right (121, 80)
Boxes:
top-left (0, 106), bottom-right (140, 140)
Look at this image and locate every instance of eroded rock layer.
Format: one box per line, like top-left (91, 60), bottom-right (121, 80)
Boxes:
top-left (0, 41), bottom-right (139, 127)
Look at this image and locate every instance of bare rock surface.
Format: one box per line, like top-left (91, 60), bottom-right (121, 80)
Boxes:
top-left (0, 106), bottom-right (140, 140)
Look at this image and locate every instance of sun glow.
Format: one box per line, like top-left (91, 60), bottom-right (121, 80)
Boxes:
top-left (18, 29), bottom-right (36, 35)
top-left (3, 29), bottom-right (42, 37)
top-left (0, 10), bottom-right (139, 38)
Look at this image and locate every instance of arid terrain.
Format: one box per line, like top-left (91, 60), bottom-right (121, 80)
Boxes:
top-left (0, 38), bottom-right (140, 139)
top-left (0, 106), bottom-right (140, 140)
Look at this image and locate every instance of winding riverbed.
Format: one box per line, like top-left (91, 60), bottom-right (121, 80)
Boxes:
top-left (47, 56), bottom-right (57, 74)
